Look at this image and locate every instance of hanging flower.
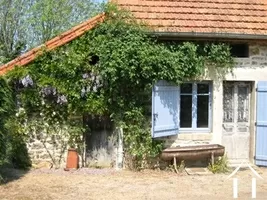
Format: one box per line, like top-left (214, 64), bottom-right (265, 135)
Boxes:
top-left (57, 95), bottom-right (68, 104)
top-left (40, 86), bottom-right (57, 97)
top-left (20, 75), bottom-right (33, 87)
top-left (82, 73), bottom-right (89, 79)
top-left (81, 87), bottom-right (86, 97)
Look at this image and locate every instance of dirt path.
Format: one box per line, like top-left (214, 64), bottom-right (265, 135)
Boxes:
top-left (1, 167), bottom-right (267, 200)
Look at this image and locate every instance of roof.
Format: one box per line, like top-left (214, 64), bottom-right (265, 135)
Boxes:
top-left (2, 0), bottom-right (267, 75)
top-left (115, 0), bottom-right (267, 36)
top-left (0, 13), bottom-right (105, 75)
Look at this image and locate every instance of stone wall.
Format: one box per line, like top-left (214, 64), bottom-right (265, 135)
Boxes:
top-left (164, 133), bottom-right (211, 148)
top-left (27, 132), bottom-right (69, 168)
top-left (235, 45), bottom-right (267, 68)
top-left (26, 115), bottom-right (118, 169)
top-left (26, 45), bottom-right (267, 167)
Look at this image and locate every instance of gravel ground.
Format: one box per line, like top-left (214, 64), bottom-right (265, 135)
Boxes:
top-left (1, 167), bottom-right (267, 200)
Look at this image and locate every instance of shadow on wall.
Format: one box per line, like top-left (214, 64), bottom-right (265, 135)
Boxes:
top-left (204, 65), bottom-right (233, 92)
top-left (85, 115), bottom-right (116, 168)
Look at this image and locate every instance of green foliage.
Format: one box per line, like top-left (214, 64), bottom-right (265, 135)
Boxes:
top-left (0, 0), bottom-right (103, 63)
top-left (204, 43), bottom-right (234, 67)
top-left (0, 175), bottom-right (3, 183)
top-left (0, 77), bottom-right (15, 165)
top-left (27, 0), bottom-right (104, 46)
top-left (177, 160), bottom-right (186, 173)
top-left (0, 0), bottom-right (27, 63)
top-left (7, 131), bottom-right (32, 169)
top-left (0, 77), bottom-right (31, 169)
top-left (123, 108), bottom-right (163, 169)
top-left (208, 155), bottom-right (229, 174)
top-left (2, 3), bottom-right (234, 169)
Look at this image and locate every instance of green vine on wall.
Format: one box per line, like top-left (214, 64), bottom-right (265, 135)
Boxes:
top-left (2, 3), bottom-right (234, 169)
top-left (0, 77), bottom-right (14, 165)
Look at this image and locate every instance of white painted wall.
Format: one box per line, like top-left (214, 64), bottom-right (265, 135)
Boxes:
top-left (166, 45), bottom-right (267, 163)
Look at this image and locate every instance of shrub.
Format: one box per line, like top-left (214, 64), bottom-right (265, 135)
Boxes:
top-left (208, 155), bottom-right (229, 174)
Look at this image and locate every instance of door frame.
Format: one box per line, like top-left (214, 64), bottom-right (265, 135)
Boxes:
top-left (250, 81), bottom-right (256, 164)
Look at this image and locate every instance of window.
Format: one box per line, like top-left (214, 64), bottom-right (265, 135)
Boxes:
top-left (230, 44), bottom-right (249, 58)
top-left (180, 82), bottom-right (211, 131)
top-left (151, 81), bottom-right (212, 138)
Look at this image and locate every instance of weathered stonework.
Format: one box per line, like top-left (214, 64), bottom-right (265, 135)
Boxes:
top-left (164, 134), bottom-right (211, 148)
top-left (27, 132), bottom-right (69, 168)
top-left (26, 123), bottom-right (118, 169)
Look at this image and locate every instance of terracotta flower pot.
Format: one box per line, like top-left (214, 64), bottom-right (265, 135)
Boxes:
top-left (65, 148), bottom-right (79, 170)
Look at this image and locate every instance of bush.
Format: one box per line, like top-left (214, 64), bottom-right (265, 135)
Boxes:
top-left (0, 77), bottom-right (14, 168)
top-left (9, 136), bottom-right (31, 169)
top-left (0, 77), bottom-right (31, 169)
top-left (208, 155), bottom-right (229, 173)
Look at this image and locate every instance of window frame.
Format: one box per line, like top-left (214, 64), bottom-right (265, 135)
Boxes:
top-left (179, 82), bottom-right (212, 133)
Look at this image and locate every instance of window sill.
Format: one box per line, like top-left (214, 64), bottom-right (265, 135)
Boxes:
top-left (179, 128), bottom-right (211, 133)
top-left (177, 133), bottom-right (212, 141)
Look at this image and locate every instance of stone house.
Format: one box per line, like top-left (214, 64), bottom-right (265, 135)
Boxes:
top-left (115, 0), bottom-right (267, 166)
top-left (1, 0), bottom-right (267, 167)
top-left (0, 14), bottom-right (115, 168)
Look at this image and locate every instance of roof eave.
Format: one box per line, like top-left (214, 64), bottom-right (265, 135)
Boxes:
top-left (151, 31), bottom-right (267, 41)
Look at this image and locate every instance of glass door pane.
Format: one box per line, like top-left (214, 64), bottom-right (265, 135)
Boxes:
top-left (237, 86), bottom-right (249, 122)
top-left (223, 83), bottom-right (234, 123)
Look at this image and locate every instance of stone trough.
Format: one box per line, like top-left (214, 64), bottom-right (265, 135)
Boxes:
top-left (160, 144), bottom-right (225, 173)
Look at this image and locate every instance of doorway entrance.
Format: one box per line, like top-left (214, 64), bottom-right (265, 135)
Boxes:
top-left (222, 81), bottom-right (251, 164)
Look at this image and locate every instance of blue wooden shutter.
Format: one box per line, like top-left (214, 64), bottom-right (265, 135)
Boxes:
top-left (152, 81), bottom-right (179, 138)
top-left (255, 81), bottom-right (267, 166)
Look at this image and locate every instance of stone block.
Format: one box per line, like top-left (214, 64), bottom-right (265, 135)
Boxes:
top-left (32, 161), bottom-right (53, 169)
top-left (249, 46), bottom-right (260, 56)
top-left (252, 61), bottom-right (258, 65)
top-left (32, 142), bottom-right (44, 149)
top-left (39, 154), bottom-right (52, 160)
top-left (251, 56), bottom-right (265, 61)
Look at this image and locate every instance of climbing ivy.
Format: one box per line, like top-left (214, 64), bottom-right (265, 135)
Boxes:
top-left (3, 3), bottom-right (234, 169)
top-left (0, 77), bottom-right (32, 170)
top-left (0, 77), bottom-right (14, 165)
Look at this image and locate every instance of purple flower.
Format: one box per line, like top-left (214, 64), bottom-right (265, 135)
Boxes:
top-left (21, 75), bottom-right (33, 87)
top-left (81, 87), bottom-right (86, 97)
top-left (57, 95), bottom-right (68, 104)
top-left (82, 73), bottom-right (89, 79)
top-left (41, 86), bottom-right (57, 97)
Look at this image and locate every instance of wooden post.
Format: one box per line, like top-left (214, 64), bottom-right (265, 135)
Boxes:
top-left (211, 152), bottom-right (214, 166)
top-left (116, 127), bottom-right (123, 170)
top-left (173, 156), bottom-right (178, 173)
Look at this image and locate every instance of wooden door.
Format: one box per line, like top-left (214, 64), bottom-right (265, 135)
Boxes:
top-left (222, 81), bottom-right (251, 163)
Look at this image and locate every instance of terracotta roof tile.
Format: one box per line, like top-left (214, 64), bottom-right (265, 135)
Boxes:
top-left (115, 0), bottom-right (267, 35)
top-left (0, 13), bottom-right (105, 75)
